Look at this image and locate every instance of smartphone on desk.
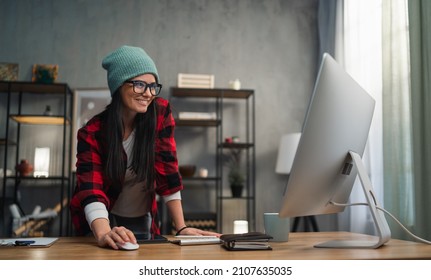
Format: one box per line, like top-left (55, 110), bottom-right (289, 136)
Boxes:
top-left (135, 233), bottom-right (168, 244)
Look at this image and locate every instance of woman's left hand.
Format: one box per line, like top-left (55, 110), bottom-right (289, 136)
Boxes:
top-left (177, 226), bottom-right (221, 237)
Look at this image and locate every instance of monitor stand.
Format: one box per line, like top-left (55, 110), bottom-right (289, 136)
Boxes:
top-left (314, 151), bottom-right (391, 249)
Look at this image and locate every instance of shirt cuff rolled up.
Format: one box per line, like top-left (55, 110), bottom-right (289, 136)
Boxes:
top-left (162, 191), bottom-right (181, 203)
top-left (84, 202), bottom-right (109, 229)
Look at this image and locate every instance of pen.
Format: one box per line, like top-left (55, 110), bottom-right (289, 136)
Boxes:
top-left (15, 240), bottom-right (35, 246)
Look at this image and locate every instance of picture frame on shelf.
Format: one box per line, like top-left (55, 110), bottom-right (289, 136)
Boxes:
top-left (0, 62), bottom-right (19, 81)
top-left (72, 88), bottom-right (111, 171)
top-left (32, 64), bottom-right (58, 84)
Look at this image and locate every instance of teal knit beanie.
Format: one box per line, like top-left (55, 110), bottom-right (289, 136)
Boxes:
top-left (102, 45), bottom-right (159, 96)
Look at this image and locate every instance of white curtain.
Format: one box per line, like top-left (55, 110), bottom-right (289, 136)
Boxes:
top-left (381, 0), bottom-right (414, 239)
top-left (334, 0), bottom-right (412, 238)
top-left (335, 0), bottom-right (383, 234)
top-left (335, 0), bottom-right (384, 235)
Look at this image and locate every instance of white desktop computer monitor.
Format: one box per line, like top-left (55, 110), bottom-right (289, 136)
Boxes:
top-left (279, 53), bottom-right (391, 248)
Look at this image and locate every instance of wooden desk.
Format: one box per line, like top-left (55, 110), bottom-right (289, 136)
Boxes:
top-left (1, 232), bottom-right (430, 260)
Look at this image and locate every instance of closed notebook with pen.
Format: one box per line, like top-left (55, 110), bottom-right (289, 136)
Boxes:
top-left (220, 232), bottom-right (273, 251)
top-left (0, 237), bottom-right (58, 247)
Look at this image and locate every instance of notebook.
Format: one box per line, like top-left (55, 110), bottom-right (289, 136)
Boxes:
top-left (0, 237), bottom-right (58, 247)
top-left (220, 232), bottom-right (273, 251)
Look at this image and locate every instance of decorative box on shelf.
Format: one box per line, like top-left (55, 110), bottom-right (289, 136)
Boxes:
top-left (177, 73), bottom-right (215, 89)
top-left (178, 112), bottom-right (217, 120)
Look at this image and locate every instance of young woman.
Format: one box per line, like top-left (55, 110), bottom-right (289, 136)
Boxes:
top-left (70, 45), bottom-right (219, 249)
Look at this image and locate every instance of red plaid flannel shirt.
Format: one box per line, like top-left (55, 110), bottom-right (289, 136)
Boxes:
top-left (70, 97), bottom-right (183, 236)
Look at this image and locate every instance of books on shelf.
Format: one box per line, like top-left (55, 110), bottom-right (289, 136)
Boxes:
top-left (220, 232), bottom-right (273, 251)
top-left (178, 112), bottom-right (217, 120)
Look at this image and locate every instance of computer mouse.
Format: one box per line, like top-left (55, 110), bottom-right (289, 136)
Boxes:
top-left (116, 241), bottom-right (139, 251)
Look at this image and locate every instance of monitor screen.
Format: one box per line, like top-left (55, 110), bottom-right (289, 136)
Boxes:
top-left (279, 53), bottom-right (390, 248)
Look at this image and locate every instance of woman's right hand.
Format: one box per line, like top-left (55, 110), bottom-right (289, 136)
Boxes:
top-left (91, 219), bottom-right (137, 249)
top-left (97, 226), bottom-right (137, 249)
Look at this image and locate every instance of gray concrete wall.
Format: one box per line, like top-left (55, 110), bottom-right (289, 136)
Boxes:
top-left (0, 0), bottom-right (321, 233)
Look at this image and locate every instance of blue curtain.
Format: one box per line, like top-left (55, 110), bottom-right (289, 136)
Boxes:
top-left (317, 0), bottom-right (338, 63)
top-left (408, 0), bottom-right (431, 239)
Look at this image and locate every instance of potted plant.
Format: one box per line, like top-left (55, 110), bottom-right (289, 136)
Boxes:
top-left (225, 148), bottom-right (245, 197)
top-left (228, 167), bottom-right (245, 197)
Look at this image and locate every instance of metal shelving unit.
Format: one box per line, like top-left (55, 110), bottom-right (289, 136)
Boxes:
top-left (170, 87), bottom-right (256, 232)
top-left (0, 81), bottom-right (73, 237)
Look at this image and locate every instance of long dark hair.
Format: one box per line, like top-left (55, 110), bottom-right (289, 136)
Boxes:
top-left (104, 90), bottom-right (157, 192)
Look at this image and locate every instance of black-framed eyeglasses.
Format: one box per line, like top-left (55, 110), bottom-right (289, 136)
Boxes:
top-left (124, 80), bottom-right (163, 96)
